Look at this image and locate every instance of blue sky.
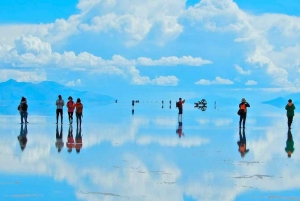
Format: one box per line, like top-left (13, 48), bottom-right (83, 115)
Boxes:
top-left (0, 0), bottom-right (299, 98)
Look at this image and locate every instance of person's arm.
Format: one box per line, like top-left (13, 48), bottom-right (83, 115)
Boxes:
top-left (246, 102), bottom-right (250, 107)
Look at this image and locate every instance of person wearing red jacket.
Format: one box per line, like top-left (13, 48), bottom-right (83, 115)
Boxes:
top-left (67, 96), bottom-right (75, 125)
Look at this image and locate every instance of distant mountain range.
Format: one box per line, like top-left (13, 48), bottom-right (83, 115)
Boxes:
top-left (0, 79), bottom-right (116, 115)
top-left (262, 94), bottom-right (300, 108)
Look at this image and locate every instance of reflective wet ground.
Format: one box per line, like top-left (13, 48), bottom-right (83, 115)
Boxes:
top-left (0, 102), bottom-right (300, 201)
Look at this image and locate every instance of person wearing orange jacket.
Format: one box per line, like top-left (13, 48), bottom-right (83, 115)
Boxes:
top-left (74, 98), bottom-right (83, 127)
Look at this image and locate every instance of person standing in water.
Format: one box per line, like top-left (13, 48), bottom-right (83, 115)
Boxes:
top-left (56, 95), bottom-right (64, 124)
top-left (67, 96), bottom-right (75, 125)
top-left (285, 99), bottom-right (295, 129)
top-left (177, 98), bottom-right (185, 122)
top-left (238, 98), bottom-right (250, 128)
top-left (75, 98), bottom-right (83, 128)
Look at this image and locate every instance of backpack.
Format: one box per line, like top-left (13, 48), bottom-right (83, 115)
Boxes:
top-left (21, 103), bottom-right (28, 111)
top-left (240, 104), bottom-right (246, 112)
top-left (176, 102), bottom-right (179, 108)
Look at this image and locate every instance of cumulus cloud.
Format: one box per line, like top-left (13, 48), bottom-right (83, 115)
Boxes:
top-left (235, 65), bottom-right (251, 75)
top-left (195, 76), bottom-right (234, 85)
top-left (245, 80), bottom-right (257, 85)
top-left (65, 79), bottom-right (82, 87)
top-left (0, 69), bottom-right (46, 82)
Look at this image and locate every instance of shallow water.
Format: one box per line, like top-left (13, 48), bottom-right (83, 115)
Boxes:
top-left (0, 102), bottom-right (299, 201)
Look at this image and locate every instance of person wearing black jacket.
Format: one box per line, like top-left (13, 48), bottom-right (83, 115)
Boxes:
top-left (238, 98), bottom-right (250, 128)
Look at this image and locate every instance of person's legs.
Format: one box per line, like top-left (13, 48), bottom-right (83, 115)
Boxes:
top-left (56, 109), bottom-right (59, 124)
top-left (60, 109), bottom-right (63, 124)
top-left (288, 116), bottom-right (293, 128)
top-left (242, 115), bottom-right (247, 128)
top-left (24, 112), bottom-right (28, 124)
top-left (239, 115), bottom-right (242, 128)
top-left (21, 112), bottom-right (25, 124)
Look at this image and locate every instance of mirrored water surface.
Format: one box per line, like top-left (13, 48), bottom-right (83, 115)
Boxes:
top-left (1, 102), bottom-right (300, 201)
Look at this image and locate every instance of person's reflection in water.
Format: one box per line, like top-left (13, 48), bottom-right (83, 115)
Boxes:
top-left (285, 128), bottom-right (294, 158)
top-left (66, 125), bottom-right (74, 153)
top-left (237, 128), bottom-right (249, 157)
top-left (75, 126), bottom-right (83, 153)
top-left (55, 124), bottom-right (64, 153)
top-left (176, 121), bottom-right (184, 138)
top-left (18, 124), bottom-right (28, 151)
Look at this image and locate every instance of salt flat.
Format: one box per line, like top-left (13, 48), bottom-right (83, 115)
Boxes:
top-left (0, 101), bottom-right (299, 201)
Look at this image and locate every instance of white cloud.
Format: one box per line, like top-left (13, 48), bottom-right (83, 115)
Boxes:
top-left (235, 65), bottom-right (251, 75)
top-left (195, 79), bottom-right (211, 85)
top-left (0, 69), bottom-right (46, 82)
top-left (151, 76), bottom-right (179, 86)
top-left (245, 80), bottom-right (257, 85)
top-left (65, 79), bottom-right (82, 87)
top-left (195, 76), bottom-right (233, 85)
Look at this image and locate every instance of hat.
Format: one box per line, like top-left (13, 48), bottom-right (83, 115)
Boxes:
top-left (68, 96), bottom-right (73, 100)
top-left (77, 98), bottom-right (81, 103)
top-left (241, 98), bottom-right (246, 102)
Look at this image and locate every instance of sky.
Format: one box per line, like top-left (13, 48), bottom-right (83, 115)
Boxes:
top-left (0, 0), bottom-right (300, 99)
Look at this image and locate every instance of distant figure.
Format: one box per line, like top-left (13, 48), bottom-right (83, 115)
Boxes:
top-left (285, 99), bottom-right (295, 129)
top-left (177, 98), bottom-right (185, 122)
top-left (19, 97), bottom-right (28, 124)
top-left (132, 100), bottom-right (135, 106)
top-left (115, 100), bottom-right (118, 103)
top-left (214, 101), bottom-right (216, 109)
top-left (237, 128), bottom-right (249, 157)
top-left (132, 109), bottom-right (134, 115)
top-left (176, 122), bottom-right (184, 138)
top-left (285, 128), bottom-right (294, 158)
top-left (18, 124), bottom-right (28, 151)
top-left (75, 98), bottom-right (83, 127)
top-left (56, 95), bottom-right (65, 124)
top-left (75, 126), bottom-right (83, 153)
top-left (67, 96), bottom-right (75, 125)
top-left (55, 124), bottom-right (64, 153)
top-left (66, 125), bottom-right (74, 153)
top-left (238, 98), bottom-right (250, 128)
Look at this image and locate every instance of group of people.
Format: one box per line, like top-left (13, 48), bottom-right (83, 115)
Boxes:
top-left (18, 95), bottom-right (83, 126)
top-left (56, 95), bottom-right (83, 126)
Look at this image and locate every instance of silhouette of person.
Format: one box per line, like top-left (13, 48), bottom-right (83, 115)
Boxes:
top-left (19, 97), bottom-right (28, 124)
top-left (285, 99), bottom-right (295, 129)
top-left (74, 98), bottom-right (83, 128)
top-left (238, 98), bottom-right (250, 128)
top-left (66, 125), bottom-right (74, 153)
top-left (237, 128), bottom-right (249, 157)
top-left (18, 124), bottom-right (28, 151)
top-left (285, 129), bottom-right (294, 158)
top-left (176, 122), bottom-right (184, 138)
top-left (55, 124), bottom-right (64, 153)
top-left (56, 95), bottom-right (64, 124)
top-left (67, 96), bottom-right (75, 125)
top-left (177, 98), bottom-right (185, 122)
top-left (75, 127), bottom-right (83, 153)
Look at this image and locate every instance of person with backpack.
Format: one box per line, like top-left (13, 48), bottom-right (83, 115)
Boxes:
top-left (238, 98), bottom-right (250, 128)
top-left (74, 98), bottom-right (83, 127)
top-left (285, 99), bottom-right (295, 129)
top-left (56, 95), bottom-right (64, 124)
top-left (176, 98), bottom-right (185, 122)
top-left (19, 97), bottom-right (28, 124)
top-left (67, 96), bottom-right (75, 124)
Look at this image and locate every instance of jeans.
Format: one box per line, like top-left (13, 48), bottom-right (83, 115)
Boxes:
top-left (56, 109), bottom-right (63, 123)
top-left (20, 111), bottom-right (28, 124)
top-left (76, 113), bottom-right (82, 127)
